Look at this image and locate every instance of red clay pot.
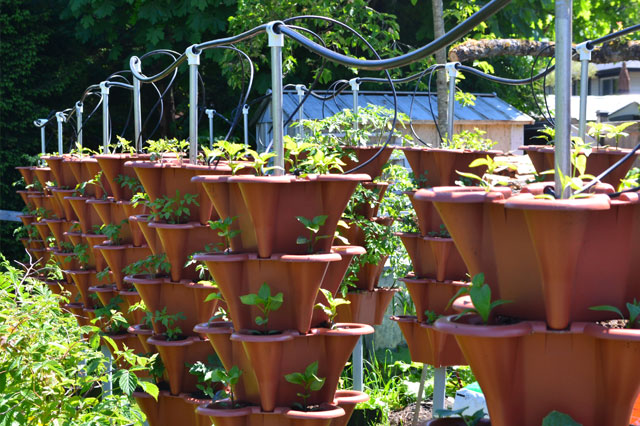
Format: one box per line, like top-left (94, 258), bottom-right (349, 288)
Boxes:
top-left (87, 198), bottom-right (140, 245)
top-left (194, 322), bottom-right (373, 412)
top-left (89, 284), bottom-right (138, 324)
top-left (43, 219), bottom-right (76, 248)
top-left (193, 174), bottom-right (369, 257)
top-left (146, 335), bottom-right (216, 395)
top-left (335, 288), bottom-right (399, 326)
top-left (52, 249), bottom-right (80, 270)
top-left (149, 222), bottom-right (224, 282)
top-left (391, 315), bottom-right (467, 367)
top-left (131, 215), bottom-right (164, 254)
top-left (33, 221), bottom-right (51, 242)
top-left (67, 156), bottom-right (111, 198)
top-left (65, 196), bottom-right (103, 234)
top-left (397, 233), bottom-right (467, 281)
top-left (51, 188), bottom-right (78, 221)
top-left (134, 390), bottom-right (212, 426)
top-left (95, 244), bottom-right (151, 290)
top-left (631, 395), bottom-right (640, 426)
top-left (401, 147), bottom-right (501, 188)
top-left (425, 418), bottom-right (491, 425)
top-left (16, 166), bottom-right (36, 187)
top-left (341, 146), bottom-right (394, 181)
top-left (28, 193), bottom-right (62, 218)
top-left (32, 167), bottom-right (53, 193)
top-left (65, 269), bottom-right (112, 307)
top-left (83, 233), bottom-right (109, 271)
top-left (120, 201), bottom-right (146, 246)
top-left (126, 275), bottom-right (219, 336)
top-left (119, 288), bottom-right (146, 324)
top-left (95, 153), bottom-right (150, 201)
top-left (330, 390), bottom-right (369, 426)
top-left (195, 252), bottom-right (340, 334)
top-left (17, 190), bottom-right (35, 209)
top-left (521, 145), bottom-right (639, 186)
top-left (401, 276), bottom-right (469, 322)
top-left (44, 155), bottom-right (78, 189)
top-left (128, 161), bottom-right (232, 224)
top-left (196, 403), bottom-right (346, 426)
top-left (352, 182), bottom-right (389, 219)
top-left (128, 324), bottom-right (156, 354)
top-left (435, 315), bottom-right (640, 426)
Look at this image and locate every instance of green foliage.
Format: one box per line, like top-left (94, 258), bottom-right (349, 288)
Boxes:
top-left (73, 243), bottom-right (90, 268)
top-left (542, 411), bottom-right (582, 426)
top-left (123, 254), bottom-right (171, 278)
top-left (115, 174), bottom-right (144, 194)
top-left (589, 299), bottom-right (640, 328)
top-left (203, 140), bottom-right (249, 173)
top-left (284, 361), bottom-right (326, 410)
top-left (153, 307), bottom-right (186, 341)
top-left (101, 219), bottom-right (126, 245)
top-left (96, 266), bottom-right (111, 282)
top-left (449, 273), bottom-right (512, 324)
top-left (148, 190), bottom-right (199, 224)
top-left (441, 128), bottom-right (497, 151)
top-left (588, 121), bottom-right (635, 148)
top-left (245, 148), bottom-right (277, 175)
top-left (189, 360), bottom-right (242, 405)
top-left (75, 171), bottom-right (108, 198)
top-left (93, 295), bottom-right (129, 334)
top-left (427, 224), bottom-right (450, 238)
top-left (423, 310), bottom-right (442, 325)
top-left (239, 283), bottom-right (283, 328)
top-left (296, 215), bottom-right (329, 254)
top-left (314, 288), bottom-right (351, 328)
top-left (144, 138), bottom-right (189, 162)
top-left (208, 216), bottom-right (241, 253)
top-left (456, 155), bottom-right (516, 191)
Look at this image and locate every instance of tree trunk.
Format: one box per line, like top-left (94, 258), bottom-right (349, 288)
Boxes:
top-left (449, 39), bottom-right (640, 64)
top-left (432, 0), bottom-right (448, 146)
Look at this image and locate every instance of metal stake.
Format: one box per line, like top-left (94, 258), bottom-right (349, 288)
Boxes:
top-left (76, 102), bottom-right (83, 149)
top-left (576, 41), bottom-right (592, 144)
top-left (205, 109), bottom-right (215, 149)
top-left (100, 81), bottom-right (110, 153)
top-left (132, 59), bottom-right (143, 152)
top-left (186, 45), bottom-right (201, 165)
top-left (56, 112), bottom-right (65, 155)
top-left (352, 336), bottom-right (363, 391)
top-left (34, 119), bottom-right (47, 158)
top-left (433, 366), bottom-right (447, 413)
top-left (349, 78), bottom-right (360, 133)
top-left (267, 22), bottom-right (284, 175)
top-left (295, 84), bottom-right (306, 138)
top-left (243, 104), bottom-right (250, 147)
top-left (554, 0), bottom-right (573, 198)
top-left (445, 63), bottom-right (459, 143)
top-left (412, 365), bottom-right (429, 426)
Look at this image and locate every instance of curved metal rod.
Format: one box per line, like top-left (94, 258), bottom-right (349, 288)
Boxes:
top-left (195, 23), bottom-right (271, 52)
top-left (105, 81), bottom-right (134, 90)
top-left (130, 53), bottom-right (187, 83)
top-left (587, 23), bottom-right (640, 49)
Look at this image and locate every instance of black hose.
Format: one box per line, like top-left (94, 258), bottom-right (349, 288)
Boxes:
top-left (587, 23), bottom-right (640, 49)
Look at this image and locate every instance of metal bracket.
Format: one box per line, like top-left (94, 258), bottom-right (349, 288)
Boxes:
top-left (34, 118), bottom-right (47, 127)
top-left (575, 41), bottom-right (593, 61)
top-left (186, 45), bottom-right (201, 65)
top-left (100, 81), bottom-right (110, 95)
top-left (75, 101), bottom-right (83, 113)
top-left (445, 62), bottom-right (460, 80)
top-left (266, 21), bottom-right (284, 47)
top-left (295, 84), bottom-right (306, 98)
top-left (56, 111), bottom-right (66, 123)
top-left (205, 109), bottom-right (215, 119)
top-left (349, 78), bottom-right (360, 91)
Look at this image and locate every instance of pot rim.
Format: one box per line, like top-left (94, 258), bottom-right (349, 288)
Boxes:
top-left (125, 160), bottom-right (232, 172)
top-left (193, 321), bottom-right (234, 335)
top-left (128, 324), bottom-right (153, 335)
top-left (414, 186), bottom-right (510, 203)
top-left (227, 173), bottom-right (371, 184)
top-left (398, 146), bottom-right (503, 155)
top-left (148, 221), bottom-right (206, 230)
top-left (147, 334), bottom-right (204, 347)
top-left (333, 390), bottom-right (370, 405)
top-left (400, 275), bottom-right (469, 288)
top-left (504, 192), bottom-right (612, 211)
top-left (330, 245), bottom-right (366, 256)
top-left (194, 251), bottom-right (342, 263)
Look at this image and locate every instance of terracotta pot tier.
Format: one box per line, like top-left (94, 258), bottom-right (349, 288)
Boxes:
top-left (17, 190), bottom-right (34, 209)
top-left (50, 188), bottom-right (78, 221)
top-left (95, 244), bottom-right (151, 290)
top-left (128, 161), bottom-right (232, 224)
top-left (401, 147), bottom-right (501, 188)
top-left (149, 222), bottom-right (224, 282)
top-left (67, 156), bottom-right (111, 198)
top-left (391, 315), bottom-right (467, 367)
top-left (132, 215), bottom-right (164, 254)
top-left (194, 322), bottom-right (374, 412)
top-left (146, 335), bottom-right (216, 395)
top-left (65, 196), bottom-right (103, 234)
top-left (43, 155), bottom-right (77, 189)
top-left (52, 249), bottom-right (80, 271)
top-left (29, 193), bottom-right (62, 218)
top-left (104, 332), bottom-right (147, 370)
top-left (415, 185), bottom-right (640, 329)
top-left (43, 219), bottom-right (76, 248)
top-left (32, 167), bottom-right (53, 193)
top-left (435, 315), bottom-right (640, 426)
top-left (401, 276), bottom-right (469, 322)
top-left (95, 153), bottom-right (150, 201)
top-left (89, 284), bottom-right (138, 324)
top-left (128, 324), bottom-right (156, 354)
top-left (126, 275), bottom-right (219, 336)
top-left (353, 182), bottom-right (389, 219)
top-left (16, 166), bottom-right (36, 187)
top-left (33, 221), bottom-right (51, 242)
top-left (192, 174), bottom-right (369, 257)
top-left (83, 233), bottom-right (109, 271)
top-left (65, 269), bottom-right (112, 307)
top-left (196, 403), bottom-right (346, 426)
top-left (521, 145), bottom-right (639, 186)
top-left (134, 390), bottom-right (212, 426)
top-left (87, 198), bottom-right (143, 246)
top-left (330, 390), bottom-right (370, 426)
top-left (195, 251), bottom-right (341, 334)
top-left (397, 233), bottom-right (467, 281)
top-left (341, 146), bottom-right (394, 181)
top-left (335, 288), bottom-right (399, 326)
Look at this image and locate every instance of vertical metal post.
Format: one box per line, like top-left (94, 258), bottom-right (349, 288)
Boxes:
top-left (576, 42), bottom-right (592, 144)
top-left (56, 112), bottom-right (65, 155)
top-left (433, 366), bottom-right (447, 413)
top-left (76, 102), bottom-right (83, 149)
top-left (132, 59), bottom-right (143, 152)
top-left (411, 365), bottom-right (429, 426)
top-left (295, 84), bottom-right (306, 138)
top-left (349, 79), bottom-right (360, 133)
top-left (100, 82), bottom-right (110, 153)
top-left (186, 45), bottom-right (201, 165)
top-left (40, 126), bottom-right (46, 157)
top-left (352, 337), bottom-right (363, 391)
top-left (243, 105), bottom-right (250, 147)
top-left (267, 22), bottom-right (284, 175)
top-left (101, 345), bottom-right (112, 396)
top-left (205, 109), bottom-right (215, 149)
top-left (446, 63), bottom-right (459, 143)
top-left (554, 0), bottom-right (573, 198)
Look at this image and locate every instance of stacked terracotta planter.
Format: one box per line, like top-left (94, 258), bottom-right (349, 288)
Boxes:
top-left (190, 171), bottom-right (375, 425)
top-left (414, 182), bottom-right (640, 426)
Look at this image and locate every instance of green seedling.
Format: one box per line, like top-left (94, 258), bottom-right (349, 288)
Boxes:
top-left (589, 299), bottom-right (640, 328)
top-left (447, 273), bottom-right (512, 324)
top-left (203, 140), bottom-right (248, 173)
top-left (145, 138), bottom-right (189, 162)
top-left (423, 310), bottom-right (441, 325)
top-left (153, 307), bottom-right (186, 341)
top-left (542, 411), bottom-right (582, 426)
top-left (533, 126), bottom-right (555, 145)
top-left (148, 190), bottom-right (199, 224)
top-left (239, 283), bottom-right (283, 328)
top-left (284, 361), bottom-right (326, 411)
top-left (73, 243), bottom-right (90, 268)
top-left (93, 296), bottom-right (129, 334)
top-left (131, 191), bottom-right (151, 209)
top-left (435, 408), bottom-right (485, 426)
top-left (427, 224), bottom-right (450, 238)
top-left (456, 156), bottom-right (516, 191)
top-left (442, 128), bottom-right (497, 151)
top-left (189, 362), bottom-right (242, 406)
top-left (208, 216), bottom-right (241, 253)
top-left (123, 254), bottom-right (170, 278)
top-left (296, 215), bottom-right (329, 254)
top-left (101, 220), bottom-right (126, 245)
top-left (299, 149), bottom-right (345, 175)
top-left (114, 174), bottom-right (144, 193)
top-left (314, 288), bottom-right (350, 329)
top-left (246, 148), bottom-right (277, 175)
top-left (96, 266), bottom-right (111, 282)
top-left (75, 171), bottom-right (108, 198)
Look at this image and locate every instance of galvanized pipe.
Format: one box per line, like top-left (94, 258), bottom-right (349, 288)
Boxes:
top-left (205, 109), bottom-right (215, 149)
top-left (446, 63), bottom-right (459, 144)
top-left (75, 102), bottom-right (83, 149)
top-left (554, 0), bottom-right (573, 198)
top-left (295, 84), bottom-right (305, 138)
top-left (243, 105), bottom-right (250, 147)
top-left (267, 23), bottom-right (285, 175)
top-left (411, 366), bottom-right (429, 426)
top-left (433, 366), bottom-right (447, 413)
top-left (56, 112), bottom-right (65, 155)
top-left (186, 45), bottom-right (201, 164)
top-left (576, 42), bottom-right (592, 144)
top-left (100, 81), bottom-right (110, 153)
top-left (40, 126), bottom-right (46, 157)
top-left (132, 59), bottom-right (143, 152)
top-left (349, 78), bottom-right (360, 135)
top-left (353, 337), bottom-right (363, 391)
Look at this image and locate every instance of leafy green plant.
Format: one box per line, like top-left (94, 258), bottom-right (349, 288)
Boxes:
top-left (239, 283), bottom-right (283, 329)
top-left (542, 411), bottom-right (582, 426)
top-left (93, 295), bottom-right (129, 334)
top-left (588, 121), bottom-right (635, 148)
top-left (447, 273), bottom-right (512, 324)
top-left (114, 174), bottom-right (144, 193)
top-left (427, 224), bottom-right (450, 238)
top-left (314, 288), bottom-right (350, 329)
top-left (101, 220), bottom-right (126, 245)
top-left (423, 310), bottom-right (442, 325)
top-left (153, 307), bottom-right (186, 341)
top-left (296, 215), bottom-right (329, 254)
top-left (145, 138), bottom-right (189, 162)
top-left (533, 125), bottom-right (556, 145)
top-left (442, 128), bottom-right (497, 151)
top-left (589, 299), bottom-right (640, 328)
top-left (189, 362), bottom-right (243, 406)
top-left (123, 254), bottom-right (170, 278)
top-left (284, 361), bottom-right (326, 410)
top-left (69, 222), bottom-right (82, 233)
top-left (246, 148), bottom-right (277, 175)
top-left (96, 266), bottom-right (111, 282)
top-left (203, 140), bottom-right (248, 173)
top-left (435, 407), bottom-right (485, 425)
top-left (73, 243), bottom-right (90, 268)
top-left (456, 155), bottom-right (516, 191)
top-left (148, 190), bottom-right (199, 224)
top-left (299, 149), bottom-right (346, 175)
top-left (111, 135), bottom-right (137, 154)
top-left (208, 216), bottom-right (241, 253)
top-left (75, 171), bottom-right (108, 198)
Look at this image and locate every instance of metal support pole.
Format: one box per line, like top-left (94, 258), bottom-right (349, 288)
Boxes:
top-left (34, 119), bottom-right (47, 158)
top-left (433, 366), bottom-right (447, 413)
top-left (56, 112), bottom-right (65, 155)
top-left (186, 45), bottom-right (201, 164)
top-left (411, 365), bottom-right (429, 426)
top-left (349, 78), bottom-right (360, 134)
top-left (75, 102), bottom-right (83, 149)
top-left (267, 22), bottom-right (284, 175)
top-left (295, 84), bottom-right (306, 138)
top-left (445, 63), bottom-right (459, 143)
top-left (554, 0), bottom-right (573, 198)
top-left (101, 345), bottom-right (112, 396)
top-left (576, 41), bottom-right (592, 144)
top-left (100, 82), bottom-right (110, 153)
top-left (132, 59), bottom-right (143, 152)
top-left (352, 336), bottom-right (363, 391)
top-left (243, 105), bottom-right (250, 147)
top-left (205, 109), bottom-right (215, 149)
